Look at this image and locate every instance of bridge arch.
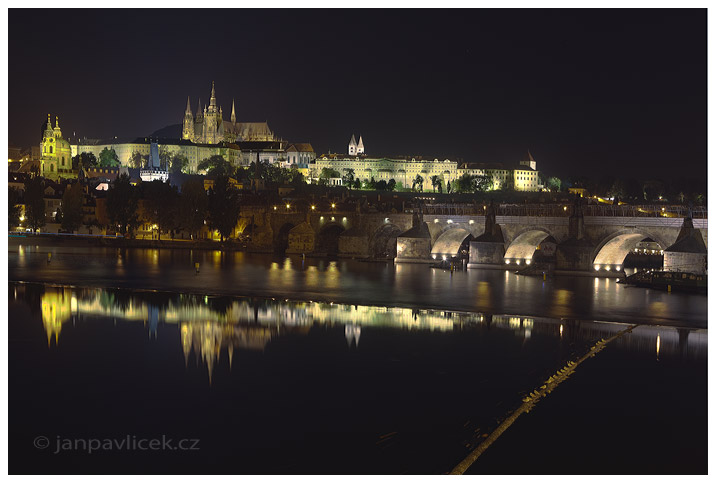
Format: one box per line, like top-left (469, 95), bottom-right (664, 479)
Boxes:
top-left (369, 223), bottom-right (403, 259)
top-left (592, 229), bottom-right (669, 270)
top-left (315, 223), bottom-right (345, 256)
top-left (504, 228), bottom-right (554, 263)
top-left (275, 222), bottom-right (295, 254)
top-left (431, 228), bottom-right (473, 259)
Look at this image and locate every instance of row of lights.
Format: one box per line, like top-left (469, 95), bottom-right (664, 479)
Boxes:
top-left (593, 264), bottom-right (622, 271)
top-left (433, 219), bottom-right (475, 225)
top-left (504, 259), bottom-right (532, 265)
top-left (273, 203), bottom-right (336, 211)
top-left (633, 249), bottom-right (663, 255)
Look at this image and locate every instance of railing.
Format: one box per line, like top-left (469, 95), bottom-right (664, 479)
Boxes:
top-left (414, 203), bottom-right (707, 219)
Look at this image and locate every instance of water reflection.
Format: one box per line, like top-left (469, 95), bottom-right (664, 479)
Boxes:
top-left (17, 282), bottom-right (706, 378)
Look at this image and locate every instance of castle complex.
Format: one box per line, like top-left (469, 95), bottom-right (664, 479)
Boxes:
top-left (23, 83), bottom-right (539, 190)
top-left (182, 82), bottom-right (274, 144)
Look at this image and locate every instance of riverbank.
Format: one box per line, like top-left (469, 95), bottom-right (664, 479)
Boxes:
top-left (9, 233), bottom-right (248, 251)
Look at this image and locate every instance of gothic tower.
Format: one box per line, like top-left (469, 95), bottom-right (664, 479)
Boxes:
top-left (357, 135), bottom-right (365, 155)
top-left (182, 96), bottom-right (194, 140)
top-left (195, 98), bottom-right (203, 124)
top-left (231, 99), bottom-right (236, 124)
top-left (348, 134), bottom-right (357, 155)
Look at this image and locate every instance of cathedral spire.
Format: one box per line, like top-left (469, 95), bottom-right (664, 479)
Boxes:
top-left (231, 99), bottom-right (236, 124)
top-left (210, 81), bottom-right (216, 107)
top-left (196, 98), bottom-right (202, 115)
top-left (185, 96), bottom-right (192, 114)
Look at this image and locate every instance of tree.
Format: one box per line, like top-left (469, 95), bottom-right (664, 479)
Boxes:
top-left (159, 146), bottom-right (173, 170)
top-left (387, 179), bottom-right (397, 191)
top-left (106, 173), bottom-right (139, 236)
top-left (207, 175), bottom-right (240, 241)
top-left (342, 168), bottom-right (355, 188)
top-left (476, 174), bottom-right (493, 192)
top-left (170, 154), bottom-right (189, 174)
top-left (430, 175), bottom-right (442, 193)
top-left (60, 183), bottom-right (85, 233)
top-left (546, 176), bottom-right (562, 192)
top-left (179, 178), bottom-right (209, 240)
top-left (608, 179), bottom-right (626, 200)
top-left (376, 179), bottom-right (388, 191)
top-left (455, 173), bottom-right (477, 193)
top-left (72, 152), bottom-right (98, 170)
top-left (320, 167), bottom-right (341, 180)
top-left (353, 178), bottom-right (362, 190)
top-left (24, 177), bottom-right (46, 232)
top-left (412, 174), bottom-right (424, 192)
top-left (625, 178), bottom-right (642, 201)
top-left (128, 151), bottom-right (148, 169)
top-left (9, 187), bottom-right (22, 230)
top-left (288, 166), bottom-right (305, 186)
top-left (199, 155), bottom-right (235, 178)
top-left (141, 180), bottom-right (179, 240)
top-left (99, 147), bottom-right (120, 168)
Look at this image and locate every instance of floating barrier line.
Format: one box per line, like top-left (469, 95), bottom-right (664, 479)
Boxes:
top-left (449, 324), bottom-right (638, 475)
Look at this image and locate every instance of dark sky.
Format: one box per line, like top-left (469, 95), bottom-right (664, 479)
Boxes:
top-left (9, 8), bottom-right (706, 179)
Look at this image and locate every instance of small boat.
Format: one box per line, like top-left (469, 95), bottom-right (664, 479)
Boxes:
top-left (617, 270), bottom-right (706, 294)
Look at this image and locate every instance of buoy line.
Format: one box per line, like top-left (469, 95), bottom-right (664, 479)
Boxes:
top-left (449, 324), bottom-right (638, 475)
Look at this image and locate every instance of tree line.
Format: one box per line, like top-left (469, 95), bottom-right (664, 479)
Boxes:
top-left (10, 174), bottom-right (243, 241)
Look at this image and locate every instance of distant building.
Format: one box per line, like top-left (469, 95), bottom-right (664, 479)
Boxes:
top-left (314, 154), bottom-right (458, 187)
top-left (458, 152), bottom-right (540, 192)
top-left (72, 137), bottom-right (241, 174)
top-left (40, 114), bottom-right (75, 181)
top-left (347, 134), bottom-right (365, 156)
top-left (285, 143), bottom-right (316, 167)
top-left (140, 142), bottom-right (169, 182)
top-left (182, 82), bottom-right (275, 144)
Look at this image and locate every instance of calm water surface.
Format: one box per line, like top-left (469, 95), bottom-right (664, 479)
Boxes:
top-left (9, 277), bottom-right (707, 474)
top-left (8, 243), bottom-right (707, 327)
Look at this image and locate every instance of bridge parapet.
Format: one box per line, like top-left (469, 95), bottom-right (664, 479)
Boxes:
top-left (416, 203), bottom-right (707, 218)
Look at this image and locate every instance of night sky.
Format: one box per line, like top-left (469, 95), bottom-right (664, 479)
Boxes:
top-left (9, 8), bottom-right (706, 179)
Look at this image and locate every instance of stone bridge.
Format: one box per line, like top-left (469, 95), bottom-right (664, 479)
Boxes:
top-left (239, 205), bottom-right (707, 275)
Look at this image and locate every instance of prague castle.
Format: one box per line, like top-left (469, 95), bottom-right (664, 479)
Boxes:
top-left (182, 82), bottom-right (274, 144)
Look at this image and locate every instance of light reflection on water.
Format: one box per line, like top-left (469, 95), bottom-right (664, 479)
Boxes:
top-left (9, 245), bottom-right (707, 327)
top-left (13, 282), bottom-right (707, 381)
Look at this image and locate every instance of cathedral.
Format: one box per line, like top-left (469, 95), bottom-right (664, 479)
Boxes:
top-left (182, 82), bottom-right (275, 144)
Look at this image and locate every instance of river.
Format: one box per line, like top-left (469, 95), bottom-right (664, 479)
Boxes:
top-left (8, 242), bottom-right (707, 328)
top-left (7, 242), bottom-right (708, 474)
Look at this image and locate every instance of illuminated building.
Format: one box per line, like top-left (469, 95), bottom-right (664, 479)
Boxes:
top-left (314, 154), bottom-right (460, 187)
top-left (182, 81), bottom-right (275, 144)
top-left (315, 149), bottom-right (540, 191)
top-left (40, 114), bottom-right (75, 180)
top-left (458, 152), bottom-right (540, 191)
top-left (285, 143), bottom-right (316, 167)
top-left (348, 134), bottom-right (365, 155)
